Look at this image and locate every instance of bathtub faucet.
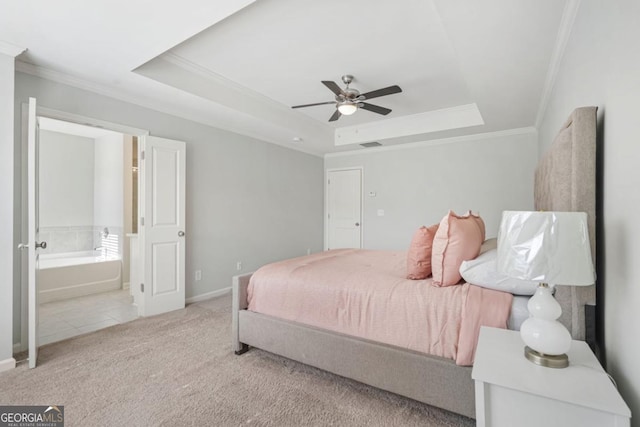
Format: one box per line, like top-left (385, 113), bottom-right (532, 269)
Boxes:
top-left (94, 245), bottom-right (107, 259)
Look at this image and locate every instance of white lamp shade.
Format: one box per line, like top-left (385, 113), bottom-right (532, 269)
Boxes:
top-left (497, 211), bottom-right (595, 286)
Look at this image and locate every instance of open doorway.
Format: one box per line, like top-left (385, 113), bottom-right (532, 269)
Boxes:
top-left (36, 118), bottom-right (138, 345)
top-left (20, 101), bottom-right (186, 368)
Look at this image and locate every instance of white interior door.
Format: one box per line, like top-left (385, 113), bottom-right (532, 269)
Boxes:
top-left (138, 136), bottom-right (186, 316)
top-left (327, 168), bottom-right (362, 249)
top-left (26, 97), bottom-right (43, 368)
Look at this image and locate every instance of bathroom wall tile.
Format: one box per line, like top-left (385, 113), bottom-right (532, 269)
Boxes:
top-left (93, 226), bottom-right (104, 249)
top-left (77, 230), bottom-right (94, 251)
top-left (111, 226), bottom-right (124, 258)
top-left (52, 230), bottom-right (78, 253)
top-left (31, 225), bottom-right (124, 254)
top-left (40, 225), bottom-right (96, 253)
top-left (94, 225), bottom-right (123, 258)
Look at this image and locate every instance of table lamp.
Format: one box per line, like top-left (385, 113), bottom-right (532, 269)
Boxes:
top-left (497, 211), bottom-right (595, 368)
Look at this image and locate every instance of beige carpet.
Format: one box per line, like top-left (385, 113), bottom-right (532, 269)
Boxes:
top-left (1, 294), bottom-right (474, 426)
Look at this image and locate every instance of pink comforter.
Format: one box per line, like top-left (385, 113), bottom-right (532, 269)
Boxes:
top-left (248, 249), bottom-right (512, 366)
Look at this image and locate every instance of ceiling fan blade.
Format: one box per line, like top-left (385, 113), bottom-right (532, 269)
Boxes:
top-left (360, 85), bottom-right (402, 100)
top-left (360, 103), bottom-right (392, 115)
top-left (291, 101), bottom-right (335, 109)
top-left (328, 109), bottom-right (342, 122)
top-left (322, 80), bottom-right (345, 96)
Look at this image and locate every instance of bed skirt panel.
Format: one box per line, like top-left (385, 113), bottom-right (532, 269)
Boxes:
top-left (238, 309), bottom-right (475, 419)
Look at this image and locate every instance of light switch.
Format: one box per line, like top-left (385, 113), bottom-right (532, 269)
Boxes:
top-left (377, 209), bottom-right (385, 217)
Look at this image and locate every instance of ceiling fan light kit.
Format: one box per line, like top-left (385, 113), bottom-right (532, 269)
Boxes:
top-left (337, 102), bottom-right (358, 115)
top-left (292, 74), bottom-right (402, 122)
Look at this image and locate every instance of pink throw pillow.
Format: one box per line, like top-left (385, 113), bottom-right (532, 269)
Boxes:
top-left (406, 224), bottom-right (439, 280)
top-left (432, 211), bottom-right (485, 287)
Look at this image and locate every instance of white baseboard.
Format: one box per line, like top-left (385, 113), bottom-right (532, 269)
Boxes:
top-left (123, 281), bottom-right (130, 290)
top-left (186, 287), bottom-right (231, 304)
top-left (0, 357), bottom-right (16, 372)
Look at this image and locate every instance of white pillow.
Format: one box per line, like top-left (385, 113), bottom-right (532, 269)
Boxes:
top-left (508, 296), bottom-right (530, 331)
top-left (459, 248), bottom-right (538, 295)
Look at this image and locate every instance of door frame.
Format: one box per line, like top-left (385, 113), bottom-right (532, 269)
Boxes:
top-left (18, 104), bottom-right (149, 352)
top-left (324, 166), bottom-right (364, 250)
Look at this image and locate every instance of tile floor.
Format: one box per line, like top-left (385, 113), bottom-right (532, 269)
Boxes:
top-left (39, 289), bottom-right (139, 346)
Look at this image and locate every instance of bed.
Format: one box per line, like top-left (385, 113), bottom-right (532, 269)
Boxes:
top-left (231, 106), bottom-right (597, 419)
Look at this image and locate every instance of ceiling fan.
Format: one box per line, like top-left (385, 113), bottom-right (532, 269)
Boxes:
top-left (291, 75), bottom-right (402, 122)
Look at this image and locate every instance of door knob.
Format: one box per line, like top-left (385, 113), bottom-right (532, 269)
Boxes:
top-left (36, 241), bottom-right (47, 249)
top-left (355, 223), bottom-right (360, 227)
top-left (178, 231), bottom-right (185, 237)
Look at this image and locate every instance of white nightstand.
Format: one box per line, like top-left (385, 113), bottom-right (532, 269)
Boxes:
top-left (472, 327), bottom-right (631, 427)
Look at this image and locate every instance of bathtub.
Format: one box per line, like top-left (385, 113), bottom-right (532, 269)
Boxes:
top-left (38, 251), bottom-right (123, 303)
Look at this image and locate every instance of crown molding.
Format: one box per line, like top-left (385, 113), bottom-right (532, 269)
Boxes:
top-left (334, 103), bottom-right (484, 147)
top-left (151, 52), bottom-right (330, 136)
top-left (14, 61), bottom-right (324, 157)
top-left (325, 127), bottom-right (537, 159)
top-left (535, 0), bottom-right (582, 129)
top-left (15, 61), bottom-right (211, 137)
top-left (16, 61), bottom-right (150, 107)
top-left (163, 52), bottom-right (293, 114)
top-left (0, 41), bottom-right (26, 58)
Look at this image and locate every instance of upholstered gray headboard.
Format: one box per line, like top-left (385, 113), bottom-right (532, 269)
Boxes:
top-left (534, 106), bottom-right (597, 340)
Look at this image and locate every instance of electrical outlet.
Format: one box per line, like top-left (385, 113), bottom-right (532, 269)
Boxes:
top-left (195, 270), bottom-right (202, 281)
top-left (307, 248), bottom-right (311, 255)
top-left (236, 261), bottom-right (242, 271)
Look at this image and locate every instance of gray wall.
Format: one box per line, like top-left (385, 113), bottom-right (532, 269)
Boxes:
top-left (325, 131), bottom-right (538, 250)
top-left (39, 130), bottom-right (95, 228)
top-left (538, 0), bottom-right (640, 422)
top-left (13, 72), bottom-right (324, 346)
top-left (93, 133), bottom-right (124, 258)
top-left (1, 51), bottom-right (17, 366)
top-left (38, 130), bottom-right (126, 256)
top-left (93, 134), bottom-right (123, 230)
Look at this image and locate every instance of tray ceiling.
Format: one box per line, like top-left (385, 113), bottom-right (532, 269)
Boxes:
top-left (2, 0), bottom-right (568, 155)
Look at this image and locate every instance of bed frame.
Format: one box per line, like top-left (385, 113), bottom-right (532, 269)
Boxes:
top-left (232, 106), bottom-right (597, 419)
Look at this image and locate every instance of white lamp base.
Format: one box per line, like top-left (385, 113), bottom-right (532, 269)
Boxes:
top-left (520, 283), bottom-right (572, 368)
top-left (524, 346), bottom-right (569, 368)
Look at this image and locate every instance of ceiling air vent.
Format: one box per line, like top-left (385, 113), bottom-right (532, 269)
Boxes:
top-left (360, 142), bottom-right (382, 148)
